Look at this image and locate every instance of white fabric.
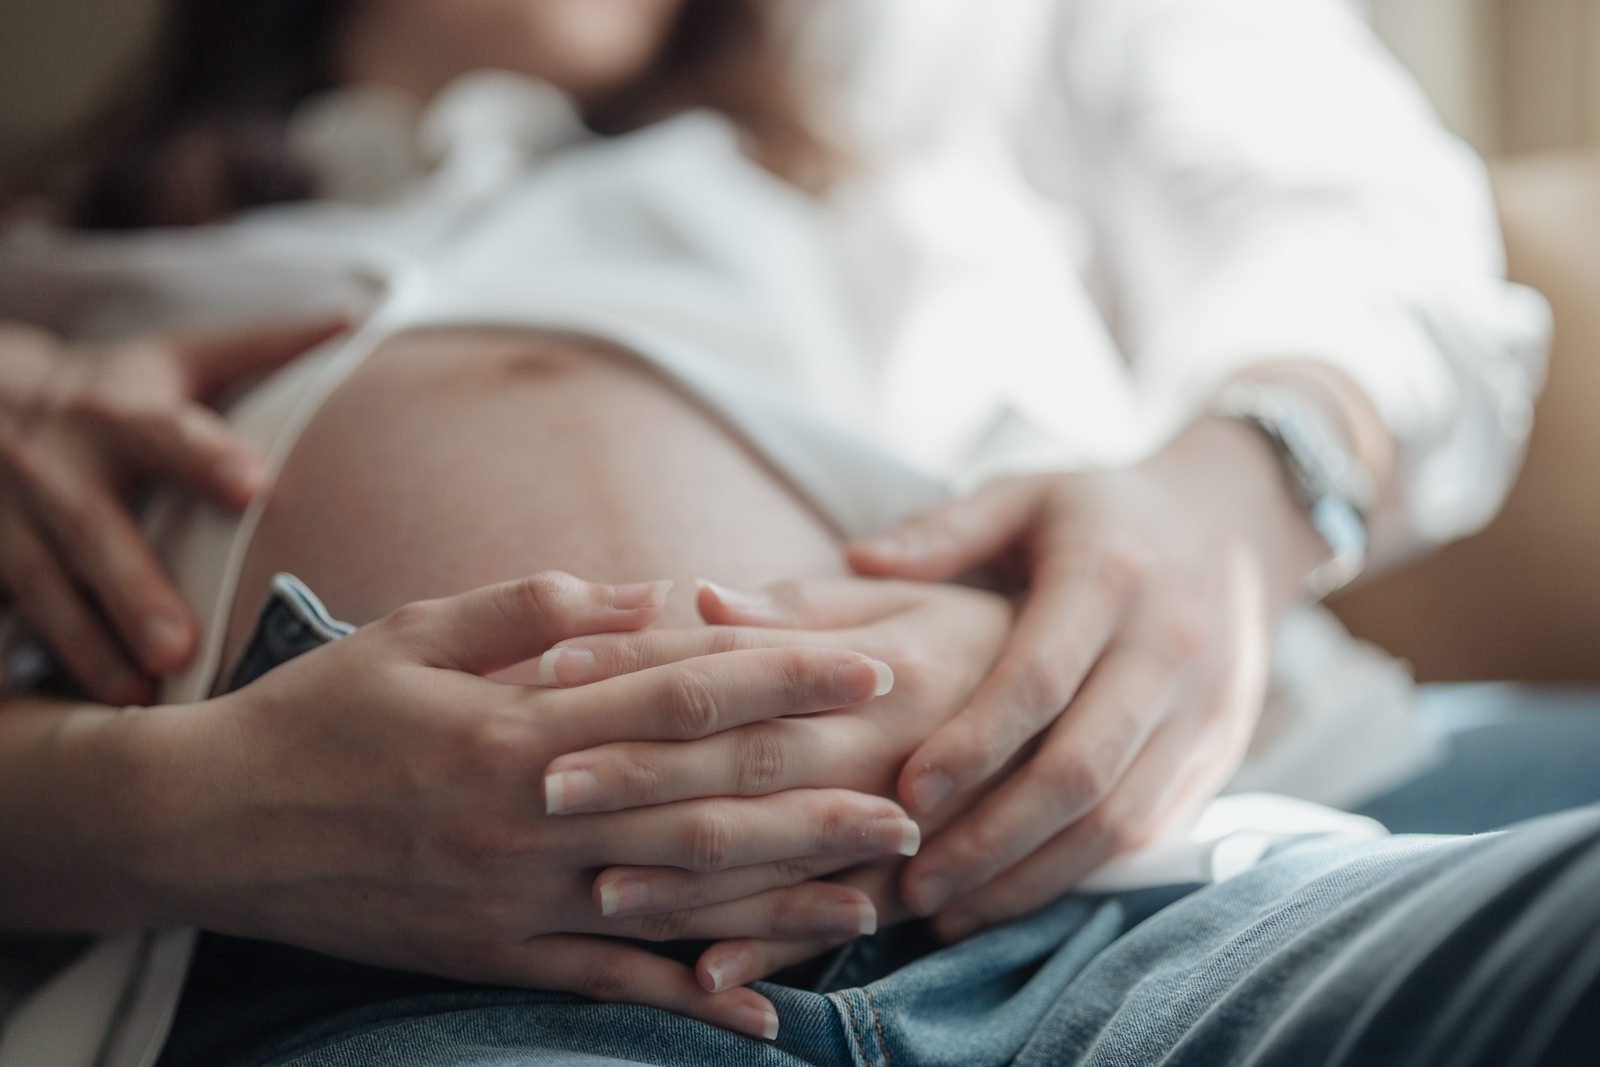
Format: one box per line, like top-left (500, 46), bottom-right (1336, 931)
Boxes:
top-left (0, 4), bottom-right (1547, 1064)
top-left (804, 0), bottom-right (1549, 552)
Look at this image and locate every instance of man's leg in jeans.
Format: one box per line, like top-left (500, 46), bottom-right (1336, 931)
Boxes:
top-left (1361, 686), bottom-right (1600, 835)
top-left (989, 808), bottom-right (1600, 1066)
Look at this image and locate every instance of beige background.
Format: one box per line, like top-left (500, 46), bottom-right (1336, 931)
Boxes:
top-left (1373, 0), bottom-right (1600, 155)
top-left (2, 0), bottom-right (1599, 182)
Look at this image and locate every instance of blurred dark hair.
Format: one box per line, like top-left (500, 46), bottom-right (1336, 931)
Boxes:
top-left (69, 0), bottom-right (834, 230)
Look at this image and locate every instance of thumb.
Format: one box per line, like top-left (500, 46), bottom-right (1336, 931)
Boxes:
top-left (404, 572), bottom-right (673, 675)
top-left (695, 576), bottom-right (920, 630)
top-left (847, 478), bottom-right (1044, 580)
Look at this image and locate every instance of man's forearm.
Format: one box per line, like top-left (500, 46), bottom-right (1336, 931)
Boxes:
top-left (0, 695), bottom-right (163, 933)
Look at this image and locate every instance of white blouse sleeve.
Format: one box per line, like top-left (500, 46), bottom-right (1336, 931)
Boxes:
top-left (1049, 0), bottom-right (1550, 551)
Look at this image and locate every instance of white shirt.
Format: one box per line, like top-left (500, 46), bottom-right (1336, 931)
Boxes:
top-left (805, 0), bottom-right (1548, 550)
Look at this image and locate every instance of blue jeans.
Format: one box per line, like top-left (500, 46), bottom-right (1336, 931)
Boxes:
top-left (161, 576), bottom-right (1600, 1067)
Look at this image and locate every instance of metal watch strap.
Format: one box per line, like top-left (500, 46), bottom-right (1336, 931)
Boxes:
top-left (1211, 382), bottom-right (1374, 598)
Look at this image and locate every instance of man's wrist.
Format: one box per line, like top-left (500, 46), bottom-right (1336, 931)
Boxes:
top-left (1210, 381), bottom-right (1374, 597)
top-left (1150, 417), bottom-right (1336, 612)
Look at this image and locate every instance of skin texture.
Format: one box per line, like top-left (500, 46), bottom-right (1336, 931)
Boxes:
top-left (223, 330), bottom-right (848, 662)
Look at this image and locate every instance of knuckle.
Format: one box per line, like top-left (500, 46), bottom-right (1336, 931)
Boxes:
top-left (764, 895), bottom-right (808, 938)
top-left (808, 797), bottom-right (852, 851)
top-left (450, 715), bottom-right (528, 784)
top-left (707, 628), bottom-right (753, 656)
top-left (774, 649), bottom-right (834, 709)
top-left (615, 753), bottom-right (665, 804)
top-left (1149, 610), bottom-right (1210, 669)
top-left (952, 724), bottom-right (1012, 786)
top-left (733, 726), bottom-right (787, 795)
top-left (686, 809), bottom-right (736, 871)
top-left (1009, 653), bottom-right (1076, 718)
top-left (1092, 543), bottom-right (1148, 598)
top-left (611, 634), bottom-right (658, 674)
top-left (664, 669), bottom-right (721, 739)
top-left (1039, 751), bottom-right (1117, 812)
top-left (1084, 808), bottom-right (1142, 858)
top-left (508, 570), bottom-right (577, 620)
top-left (772, 856), bottom-right (823, 886)
top-left (579, 962), bottom-right (633, 1003)
top-left (959, 821), bottom-right (1009, 873)
top-left (637, 908), bottom-right (695, 942)
top-left (885, 641), bottom-right (945, 705)
top-left (635, 869), bottom-right (700, 910)
top-left (383, 599), bottom-right (436, 637)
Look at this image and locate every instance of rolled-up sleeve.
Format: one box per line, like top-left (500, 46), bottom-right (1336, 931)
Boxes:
top-left (1051, 0), bottom-right (1551, 552)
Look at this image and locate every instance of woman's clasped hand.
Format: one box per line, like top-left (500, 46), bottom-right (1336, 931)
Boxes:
top-left (105, 571), bottom-right (929, 1040)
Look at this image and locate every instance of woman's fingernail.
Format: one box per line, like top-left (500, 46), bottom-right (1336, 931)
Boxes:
top-left (703, 956), bottom-right (740, 994)
top-left (732, 1000), bottom-right (780, 1041)
top-left (143, 616), bottom-right (190, 665)
top-left (869, 659), bottom-right (894, 696)
top-left (538, 646), bottom-right (597, 686)
top-left (610, 580), bottom-right (673, 611)
top-left (597, 878), bottom-right (650, 917)
top-left (910, 770), bottom-right (955, 815)
top-left (695, 579), bottom-right (782, 621)
top-left (868, 816), bottom-right (922, 857)
top-left (832, 659), bottom-right (894, 702)
top-left (544, 769), bottom-right (599, 815)
top-left (825, 899), bottom-right (878, 937)
top-left (910, 876), bottom-right (956, 915)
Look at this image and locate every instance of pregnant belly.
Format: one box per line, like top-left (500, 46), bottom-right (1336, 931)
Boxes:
top-left (223, 328), bottom-right (846, 676)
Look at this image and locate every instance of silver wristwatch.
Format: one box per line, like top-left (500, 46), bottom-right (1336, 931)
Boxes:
top-left (1211, 381), bottom-right (1375, 598)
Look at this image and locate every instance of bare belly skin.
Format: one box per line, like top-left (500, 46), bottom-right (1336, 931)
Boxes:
top-left (224, 328), bottom-right (847, 679)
